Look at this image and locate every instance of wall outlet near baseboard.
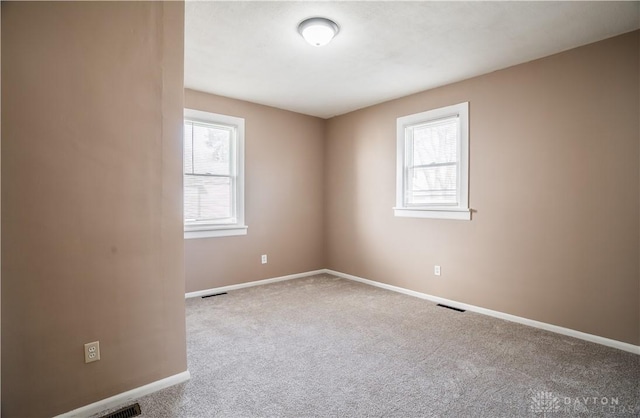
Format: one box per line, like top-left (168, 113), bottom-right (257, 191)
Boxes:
top-left (261, 254), bottom-right (268, 264)
top-left (434, 265), bottom-right (441, 276)
top-left (84, 341), bottom-right (100, 363)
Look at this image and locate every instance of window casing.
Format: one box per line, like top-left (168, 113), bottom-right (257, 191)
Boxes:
top-left (184, 109), bottom-right (246, 238)
top-left (394, 102), bottom-right (470, 220)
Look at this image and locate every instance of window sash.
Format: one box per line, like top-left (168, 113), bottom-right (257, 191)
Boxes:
top-left (404, 115), bottom-right (461, 208)
top-left (395, 102), bottom-right (470, 220)
top-left (184, 120), bottom-right (238, 225)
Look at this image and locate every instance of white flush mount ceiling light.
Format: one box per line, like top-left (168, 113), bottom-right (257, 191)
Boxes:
top-left (298, 17), bottom-right (339, 47)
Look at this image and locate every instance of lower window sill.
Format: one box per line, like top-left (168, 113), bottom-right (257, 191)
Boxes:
top-left (184, 225), bottom-right (248, 239)
top-left (393, 208), bottom-right (471, 220)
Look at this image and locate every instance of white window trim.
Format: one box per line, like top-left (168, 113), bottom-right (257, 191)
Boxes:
top-left (184, 108), bottom-right (247, 239)
top-left (394, 102), bottom-right (471, 221)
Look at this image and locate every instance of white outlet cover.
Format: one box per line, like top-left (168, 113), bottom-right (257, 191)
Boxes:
top-left (84, 341), bottom-right (101, 363)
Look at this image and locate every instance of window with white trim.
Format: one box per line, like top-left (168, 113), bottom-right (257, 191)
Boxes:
top-left (183, 109), bottom-right (246, 238)
top-left (394, 102), bottom-right (470, 220)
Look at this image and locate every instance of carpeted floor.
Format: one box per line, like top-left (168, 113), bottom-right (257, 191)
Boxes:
top-left (98, 274), bottom-right (640, 417)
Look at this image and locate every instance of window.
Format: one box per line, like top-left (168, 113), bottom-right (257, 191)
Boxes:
top-left (183, 109), bottom-right (246, 238)
top-left (394, 102), bottom-right (470, 220)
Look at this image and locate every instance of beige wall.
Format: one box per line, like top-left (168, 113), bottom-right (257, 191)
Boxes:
top-left (1, 2), bottom-right (187, 417)
top-left (184, 90), bottom-right (325, 292)
top-left (325, 31), bottom-right (640, 346)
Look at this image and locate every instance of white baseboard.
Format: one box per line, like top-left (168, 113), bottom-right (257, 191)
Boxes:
top-left (185, 269), bottom-right (326, 299)
top-left (55, 370), bottom-right (191, 417)
top-left (325, 269), bottom-right (640, 355)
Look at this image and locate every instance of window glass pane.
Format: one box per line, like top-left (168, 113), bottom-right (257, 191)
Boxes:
top-left (192, 123), bottom-right (232, 176)
top-left (184, 175), bottom-right (232, 222)
top-left (408, 165), bottom-right (457, 205)
top-left (184, 123), bottom-right (193, 174)
top-left (412, 118), bottom-right (458, 166)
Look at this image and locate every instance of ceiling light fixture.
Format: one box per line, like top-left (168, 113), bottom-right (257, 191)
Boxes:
top-left (298, 17), bottom-right (339, 47)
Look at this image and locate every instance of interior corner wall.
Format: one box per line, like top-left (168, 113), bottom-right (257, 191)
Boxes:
top-left (1, 2), bottom-right (187, 416)
top-left (325, 30), bottom-right (640, 346)
top-left (184, 89), bottom-right (325, 293)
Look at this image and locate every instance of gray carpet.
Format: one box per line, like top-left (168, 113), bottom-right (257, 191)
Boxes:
top-left (99, 274), bottom-right (640, 417)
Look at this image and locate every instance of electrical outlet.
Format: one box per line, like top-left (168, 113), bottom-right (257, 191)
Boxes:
top-left (261, 254), bottom-right (268, 264)
top-left (434, 265), bottom-right (441, 276)
top-left (84, 341), bottom-right (100, 363)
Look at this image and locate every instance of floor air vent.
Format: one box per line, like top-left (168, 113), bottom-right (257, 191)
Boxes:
top-left (437, 303), bottom-right (466, 313)
top-left (202, 292), bottom-right (228, 299)
top-left (101, 403), bottom-right (141, 418)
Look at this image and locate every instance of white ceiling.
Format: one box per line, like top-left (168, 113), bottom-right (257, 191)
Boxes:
top-left (185, 1), bottom-right (640, 119)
